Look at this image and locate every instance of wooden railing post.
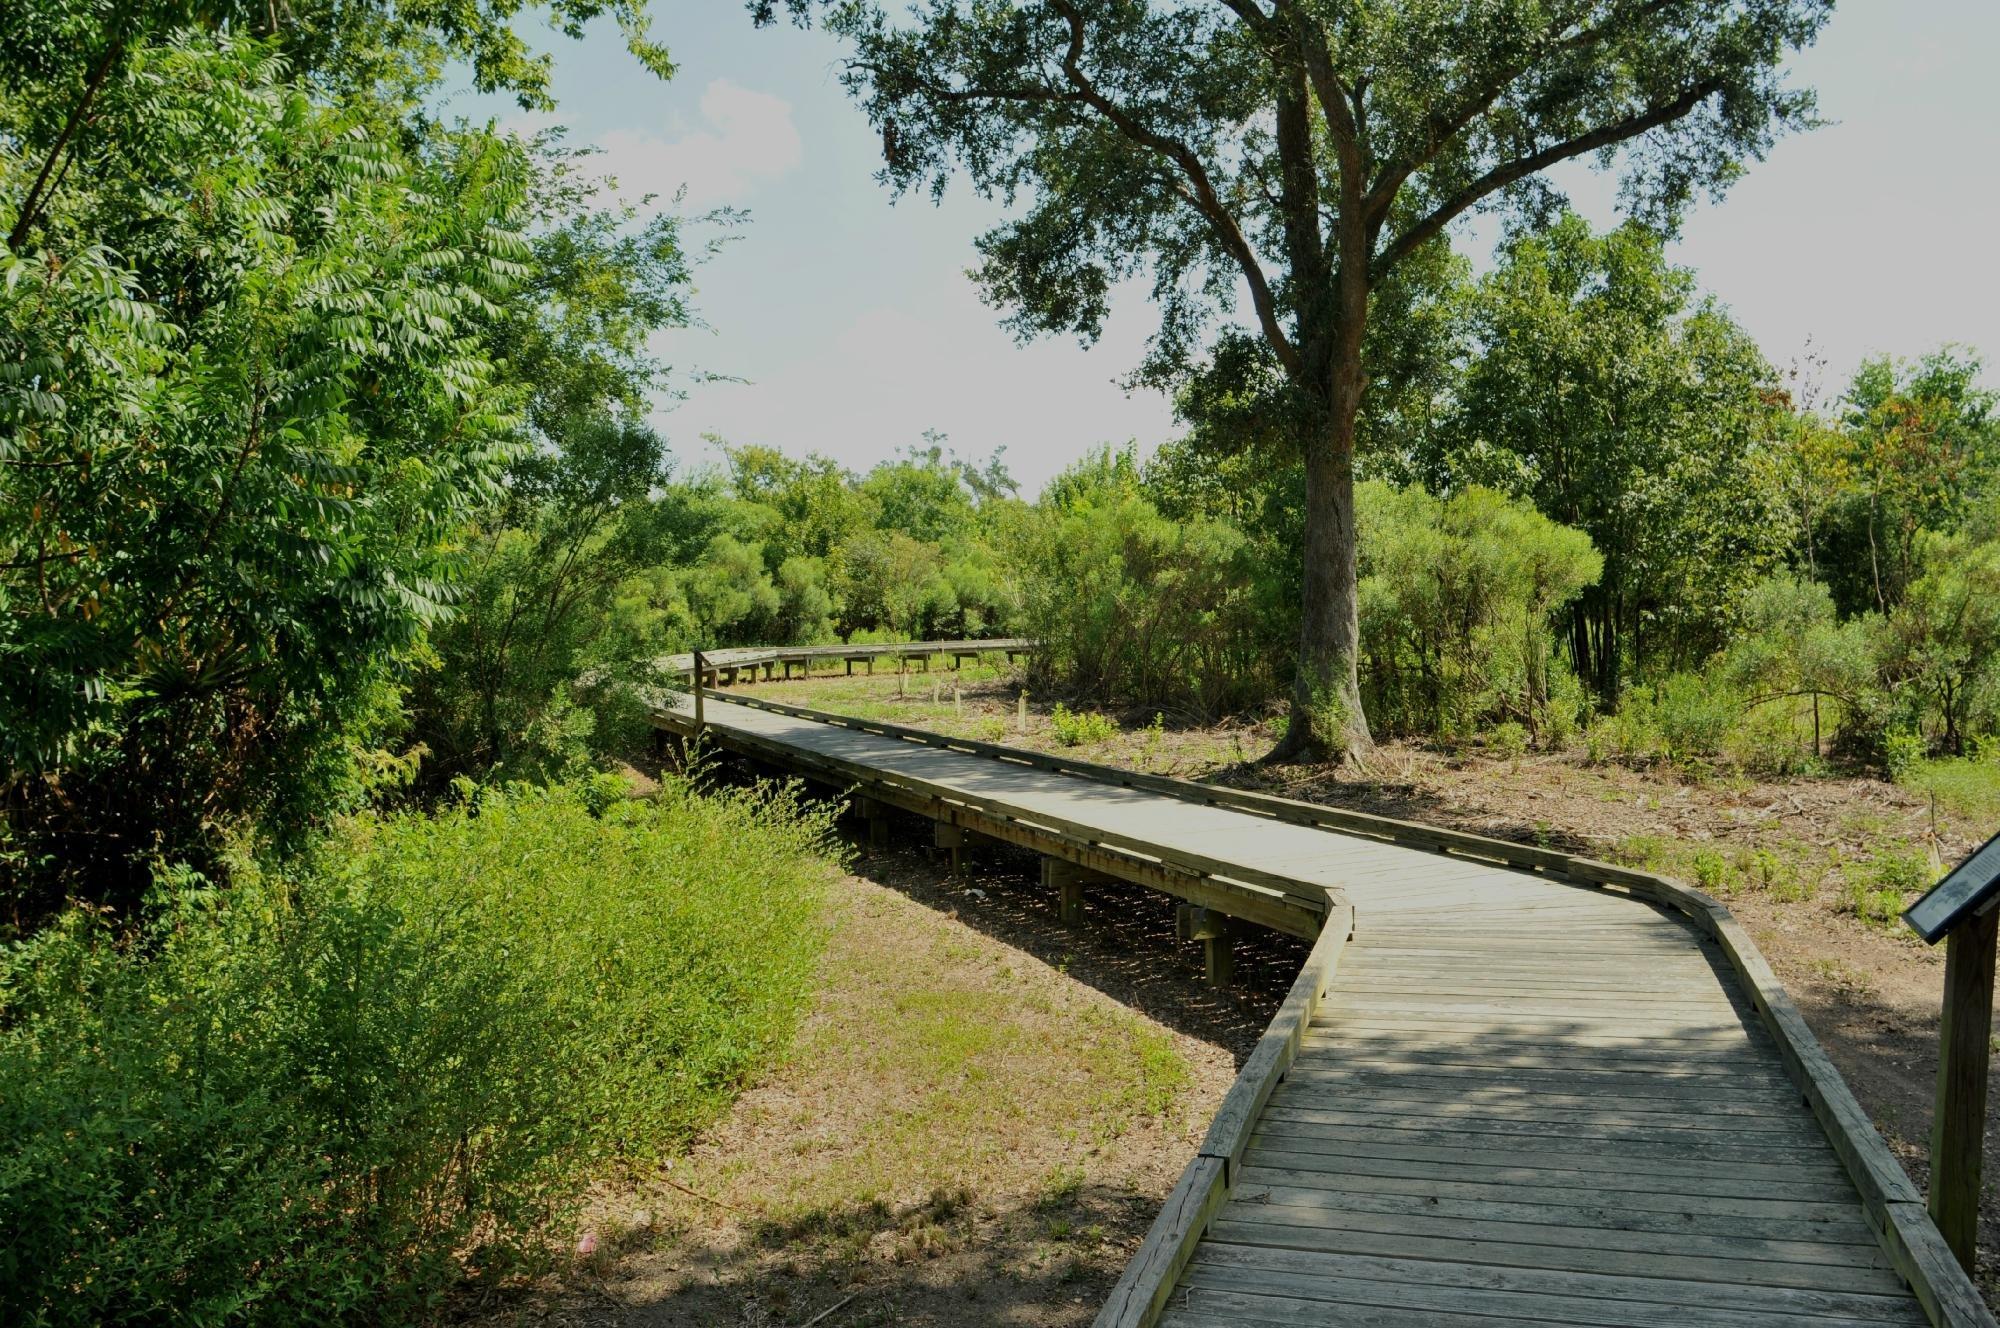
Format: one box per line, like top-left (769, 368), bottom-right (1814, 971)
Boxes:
top-left (1931, 906), bottom-right (1997, 1271)
top-left (692, 649), bottom-right (705, 735)
top-left (1903, 829), bottom-right (2000, 1275)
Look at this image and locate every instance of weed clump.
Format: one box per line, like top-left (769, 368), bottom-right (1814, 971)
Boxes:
top-left (1050, 703), bottom-right (1119, 747)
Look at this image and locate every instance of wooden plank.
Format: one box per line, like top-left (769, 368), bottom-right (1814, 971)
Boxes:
top-left (1240, 1160), bottom-right (1864, 1208)
top-left (1245, 1124), bottom-right (1840, 1178)
top-left (1255, 1104), bottom-right (1825, 1149)
top-left (1285, 1052), bottom-right (1795, 1083)
top-left (1266, 1086), bottom-right (1819, 1129)
top-left (1203, 1216), bottom-right (1904, 1294)
top-left (1226, 1181), bottom-right (1876, 1245)
top-left (1186, 1242), bottom-right (1928, 1323)
top-left (1174, 1270), bottom-right (1917, 1328)
top-left (1273, 1075), bottom-right (1808, 1113)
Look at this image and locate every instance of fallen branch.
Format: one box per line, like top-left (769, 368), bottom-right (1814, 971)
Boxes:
top-left (794, 1292), bottom-right (858, 1328)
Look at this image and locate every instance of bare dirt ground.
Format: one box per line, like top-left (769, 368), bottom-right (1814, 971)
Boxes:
top-left (468, 817), bottom-right (1308, 1328)
top-left (721, 661), bottom-right (2000, 1308)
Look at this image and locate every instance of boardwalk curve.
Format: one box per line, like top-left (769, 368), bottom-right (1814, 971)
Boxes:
top-left (649, 667), bottom-right (1992, 1328)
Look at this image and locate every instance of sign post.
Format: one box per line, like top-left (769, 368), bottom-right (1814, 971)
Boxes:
top-left (1905, 829), bottom-right (2000, 1272)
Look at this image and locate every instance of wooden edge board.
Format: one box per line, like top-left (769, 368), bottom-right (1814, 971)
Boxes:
top-left (657, 703), bottom-right (1333, 914)
top-left (1093, 1155), bottom-right (1228, 1328)
top-left (1195, 900), bottom-right (1353, 1186)
top-left (655, 693), bottom-right (1993, 1328)
top-left (1097, 898), bottom-right (1347, 1328)
top-left (676, 692), bottom-right (1587, 879)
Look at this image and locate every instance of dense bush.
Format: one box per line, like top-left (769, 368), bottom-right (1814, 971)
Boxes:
top-left (0, 778), bottom-right (837, 1325)
top-left (1023, 489), bottom-right (1285, 717)
top-left (1356, 482), bottom-right (1602, 742)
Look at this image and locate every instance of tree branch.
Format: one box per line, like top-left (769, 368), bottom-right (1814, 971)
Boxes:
top-left (1363, 0), bottom-right (1688, 220)
top-left (8, 32), bottom-right (123, 252)
top-left (1047, 1), bottom-right (1301, 376)
top-left (1373, 75), bottom-right (1724, 279)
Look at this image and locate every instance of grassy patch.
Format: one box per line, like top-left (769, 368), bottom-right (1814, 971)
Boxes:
top-left (1841, 842), bottom-right (1938, 929)
top-left (1901, 755), bottom-right (2000, 826)
top-left (699, 883), bottom-right (1198, 1247)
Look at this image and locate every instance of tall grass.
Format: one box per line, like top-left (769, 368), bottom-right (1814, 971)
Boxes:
top-left (0, 777), bottom-right (839, 1326)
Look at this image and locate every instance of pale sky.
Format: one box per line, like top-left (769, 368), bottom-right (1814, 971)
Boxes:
top-left (462, 2), bottom-right (2000, 496)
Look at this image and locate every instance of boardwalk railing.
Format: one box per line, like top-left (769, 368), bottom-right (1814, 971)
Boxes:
top-left (665, 638), bottom-right (1031, 686)
top-left (651, 650), bottom-right (1996, 1328)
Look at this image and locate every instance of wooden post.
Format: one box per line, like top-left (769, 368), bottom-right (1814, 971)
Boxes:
top-left (1930, 905), bottom-right (1997, 1271)
top-left (691, 649), bottom-right (705, 735)
top-left (1043, 858), bottom-right (1086, 927)
top-left (1178, 906), bottom-right (1234, 989)
top-left (934, 822), bottom-right (965, 877)
top-left (856, 796), bottom-right (891, 849)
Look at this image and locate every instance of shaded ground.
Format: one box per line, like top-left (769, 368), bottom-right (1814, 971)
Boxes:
top-left (723, 659), bottom-right (1999, 1309)
top-left (468, 804), bottom-right (1306, 1328)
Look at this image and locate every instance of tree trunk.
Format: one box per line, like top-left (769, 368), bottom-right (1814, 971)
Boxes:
top-left (1273, 401), bottom-right (1373, 763)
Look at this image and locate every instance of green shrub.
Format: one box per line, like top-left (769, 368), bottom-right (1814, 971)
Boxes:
top-left (1883, 730), bottom-right (1926, 781)
top-left (1691, 849), bottom-right (1730, 894)
top-left (1489, 721), bottom-right (1529, 760)
top-left (1651, 674), bottom-right (1740, 766)
top-left (0, 778), bottom-right (837, 1325)
top-left (1023, 489), bottom-right (1282, 717)
top-left (1841, 845), bottom-right (1933, 927)
top-left (1049, 703), bottom-right (1119, 747)
top-left (1356, 482), bottom-right (1601, 739)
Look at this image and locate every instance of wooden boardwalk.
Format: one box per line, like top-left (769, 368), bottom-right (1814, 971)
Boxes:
top-left (652, 687), bottom-right (1991, 1328)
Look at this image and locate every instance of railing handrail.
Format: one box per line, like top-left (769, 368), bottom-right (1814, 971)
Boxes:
top-left (664, 637), bottom-right (1033, 676)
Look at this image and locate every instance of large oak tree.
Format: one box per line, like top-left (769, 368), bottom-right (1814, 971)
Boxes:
top-left (760, 0), bottom-right (1831, 758)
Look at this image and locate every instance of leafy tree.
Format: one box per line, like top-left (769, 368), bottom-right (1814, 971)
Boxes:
top-left (859, 438), bottom-right (979, 542)
top-left (762, 0), bottom-right (1829, 758)
top-left (1872, 524), bottom-right (2000, 757)
top-left (407, 143), bottom-right (718, 787)
top-left (1024, 490), bottom-right (1281, 716)
top-left (1436, 214), bottom-right (1790, 696)
top-left (774, 554), bottom-right (838, 642)
top-left (683, 534), bottom-right (783, 644)
top-left (2, 0), bottom-right (671, 258)
top-left (1, 32), bottom-right (531, 913)
top-left (408, 420), bottom-right (679, 785)
top-left (725, 443), bottom-right (870, 561)
top-left (1820, 348), bottom-right (1999, 615)
top-left (1044, 442), bottom-right (1144, 512)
